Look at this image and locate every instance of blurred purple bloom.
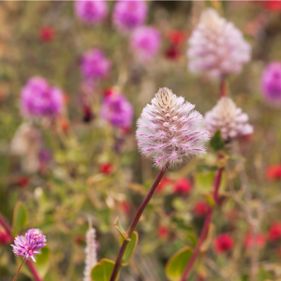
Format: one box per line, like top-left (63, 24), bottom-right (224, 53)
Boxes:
top-left (101, 91), bottom-right (133, 129)
top-left (131, 26), bottom-right (161, 61)
top-left (113, 0), bottom-right (147, 32)
top-left (74, 0), bottom-right (108, 24)
top-left (262, 62), bottom-right (281, 105)
top-left (21, 77), bottom-right (64, 118)
top-left (12, 228), bottom-right (47, 262)
top-left (80, 49), bottom-right (111, 84)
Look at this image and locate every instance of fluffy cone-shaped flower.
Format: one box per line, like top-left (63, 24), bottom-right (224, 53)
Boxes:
top-left (205, 97), bottom-right (253, 141)
top-left (136, 88), bottom-right (209, 168)
top-left (187, 8), bottom-right (251, 79)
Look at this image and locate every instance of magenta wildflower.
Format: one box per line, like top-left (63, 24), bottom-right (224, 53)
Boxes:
top-left (12, 228), bottom-right (47, 262)
top-left (80, 48), bottom-right (111, 84)
top-left (74, 0), bottom-right (108, 24)
top-left (21, 77), bottom-right (64, 118)
top-left (101, 90), bottom-right (133, 129)
top-left (130, 26), bottom-right (161, 61)
top-left (113, 0), bottom-right (147, 33)
top-left (136, 87), bottom-right (209, 168)
top-left (261, 62), bottom-right (281, 105)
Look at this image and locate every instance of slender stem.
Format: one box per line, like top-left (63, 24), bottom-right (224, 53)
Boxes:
top-left (109, 166), bottom-right (167, 281)
top-left (219, 78), bottom-right (227, 97)
top-left (0, 213), bottom-right (43, 281)
top-left (180, 167), bottom-right (224, 281)
top-left (12, 259), bottom-right (25, 281)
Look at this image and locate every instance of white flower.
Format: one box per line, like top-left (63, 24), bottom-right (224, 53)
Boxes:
top-left (205, 97), bottom-right (253, 140)
top-left (84, 227), bottom-right (98, 281)
top-left (136, 87), bottom-right (210, 168)
top-left (187, 8), bottom-right (251, 79)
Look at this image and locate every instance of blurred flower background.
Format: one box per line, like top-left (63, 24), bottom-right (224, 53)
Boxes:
top-left (0, 1), bottom-right (281, 281)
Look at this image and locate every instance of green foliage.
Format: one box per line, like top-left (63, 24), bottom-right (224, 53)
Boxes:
top-left (165, 247), bottom-right (192, 281)
top-left (35, 247), bottom-right (50, 278)
top-left (91, 259), bottom-right (115, 281)
top-left (12, 202), bottom-right (28, 235)
top-left (210, 131), bottom-right (225, 151)
top-left (121, 231), bottom-right (139, 266)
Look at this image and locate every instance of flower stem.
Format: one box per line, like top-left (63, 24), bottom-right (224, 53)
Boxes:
top-left (180, 167), bottom-right (224, 281)
top-left (12, 259), bottom-right (25, 281)
top-left (219, 78), bottom-right (227, 97)
top-left (109, 166), bottom-right (167, 281)
top-left (0, 213), bottom-right (43, 281)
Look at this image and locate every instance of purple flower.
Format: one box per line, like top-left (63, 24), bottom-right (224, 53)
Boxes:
top-left (101, 91), bottom-right (133, 129)
top-left (261, 62), bottom-right (281, 105)
top-left (113, 0), bottom-right (147, 33)
top-left (80, 49), bottom-right (111, 84)
top-left (12, 228), bottom-right (47, 262)
top-left (74, 0), bottom-right (108, 24)
top-left (21, 77), bottom-right (64, 118)
top-left (130, 26), bottom-right (161, 61)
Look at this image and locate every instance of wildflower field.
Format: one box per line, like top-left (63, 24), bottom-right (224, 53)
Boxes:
top-left (0, 1), bottom-right (281, 281)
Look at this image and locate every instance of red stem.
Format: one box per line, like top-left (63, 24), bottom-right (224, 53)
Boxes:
top-left (219, 79), bottom-right (227, 97)
top-left (0, 214), bottom-right (43, 281)
top-left (180, 167), bottom-right (224, 281)
top-left (109, 166), bottom-right (167, 281)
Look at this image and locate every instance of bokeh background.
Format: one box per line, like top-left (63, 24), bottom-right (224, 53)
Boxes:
top-left (0, 1), bottom-right (281, 281)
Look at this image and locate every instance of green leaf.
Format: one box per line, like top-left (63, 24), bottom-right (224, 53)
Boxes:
top-left (34, 247), bottom-right (50, 278)
top-left (165, 247), bottom-right (193, 281)
top-left (210, 131), bottom-right (225, 151)
top-left (91, 259), bottom-right (115, 281)
top-left (13, 202), bottom-right (28, 235)
top-left (195, 171), bottom-right (215, 192)
top-left (122, 231), bottom-right (138, 266)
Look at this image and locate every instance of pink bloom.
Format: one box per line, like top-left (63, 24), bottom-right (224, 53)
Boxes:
top-left (268, 223), bottom-right (281, 241)
top-left (12, 228), bottom-right (47, 262)
top-left (136, 87), bottom-right (209, 168)
top-left (266, 165), bottom-right (281, 181)
top-left (113, 0), bottom-right (147, 32)
top-left (130, 26), bottom-right (161, 61)
top-left (158, 226), bottom-right (169, 239)
top-left (80, 49), bottom-right (111, 84)
top-left (157, 177), bottom-right (173, 192)
top-left (214, 233), bottom-right (234, 254)
top-left (100, 91), bottom-right (133, 129)
top-left (193, 201), bottom-right (210, 217)
top-left (75, 0), bottom-right (108, 24)
top-left (244, 233), bottom-right (266, 249)
top-left (21, 77), bottom-right (64, 118)
top-left (99, 163), bottom-right (113, 175)
top-left (39, 26), bottom-right (55, 42)
top-left (173, 178), bottom-right (192, 194)
top-left (261, 62), bottom-right (281, 106)
top-left (188, 9), bottom-right (251, 79)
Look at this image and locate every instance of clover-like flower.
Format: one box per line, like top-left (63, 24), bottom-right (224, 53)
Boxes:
top-left (12, 228), bottom-right (47, 262)
top-left (136, 87), bottom-right (209, 168)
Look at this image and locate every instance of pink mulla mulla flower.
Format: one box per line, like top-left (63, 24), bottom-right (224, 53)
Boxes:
top-left (261, 62), bottom-right (281, 106)
top-left (80, 48), bottom-right (111, 84)
top-left (214, 233), bottom-right (234, 254)
top-left (11, 228), bottom-right (46, 262)
top-left (136, 87), bottom-right (210, 169)
top-left (113, 0), bottom-right (147, 33)
top-left (100, 90), bottom-right (133, 129)
top-left (187, 8), bottom-right (251, 80)
top-left (205, 97), bottom-right (253, 141)
top-left (74, 0), bottom-right (108, 24)
top-left (130, 26), bottom-right (161, 62)
top-left (20, 77), bottom-right (64, 118)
